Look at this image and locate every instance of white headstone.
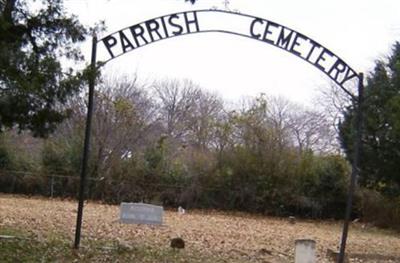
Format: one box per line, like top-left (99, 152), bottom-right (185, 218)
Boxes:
top-left (120, 202), bottom-right (163, 225)
top-left (178, 206), bottom-right (185, 214)
top-left (295, 239), bottom-right (316, 263)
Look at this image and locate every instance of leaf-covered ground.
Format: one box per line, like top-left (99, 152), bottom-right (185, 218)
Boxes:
top-left (0, 194), bottom-right (399, 262)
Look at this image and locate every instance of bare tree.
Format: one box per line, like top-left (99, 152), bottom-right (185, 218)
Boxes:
top-left (314, 82), bottom-right (353, 133)
top-left (287, 106), bottom-right (335, 153)
top-left (310, 81), bottom-right (355, 153)
top-left (152, 79), bottom-right (200, 142)
top-left (186, 89), bottom-right (224, 150)
top-left (53, 74), bottom-right (157, 179)
top-left (233, 94), bottom-right (339, 154)
top-left (266, 96), bottom-right (294, 151)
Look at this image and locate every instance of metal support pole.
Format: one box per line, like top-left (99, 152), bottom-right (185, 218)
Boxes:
top-left (74, 35), bottom-right (97, 249)
top-left (50, 175), bottom-right (54, 198)
top-left (338, 73), bottom-right (364, 263)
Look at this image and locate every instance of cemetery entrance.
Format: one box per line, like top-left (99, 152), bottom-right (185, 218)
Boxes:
top-left (74, 9), bottom-right (363, 263)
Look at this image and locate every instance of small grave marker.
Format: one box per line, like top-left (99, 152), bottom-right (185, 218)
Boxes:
top-left (295, 239), bottom-right (316, 263)
top-left (120, 202), bottom-right (163, 225)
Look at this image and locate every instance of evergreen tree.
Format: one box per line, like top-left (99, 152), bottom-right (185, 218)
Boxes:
top-left (0, 0), bottom-right (87, 137)
top-left (339, 42), bottom-right (400, 196)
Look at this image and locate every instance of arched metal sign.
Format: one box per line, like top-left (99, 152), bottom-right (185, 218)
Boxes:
top-left (97, 9), bottom-right (358, 96)
top-left (75, 9), bottom-right (363, 263)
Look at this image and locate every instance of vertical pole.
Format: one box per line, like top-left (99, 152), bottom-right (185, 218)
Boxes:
top-left (338, 73), bottom-right (364, 263)
top-left (50, 175), bottom-right (54, 198)
top-left (74, 35), bottom-right (97, 249)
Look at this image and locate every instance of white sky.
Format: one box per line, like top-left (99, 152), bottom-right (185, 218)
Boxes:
top-left (65, 0), bottom-right (400, 106)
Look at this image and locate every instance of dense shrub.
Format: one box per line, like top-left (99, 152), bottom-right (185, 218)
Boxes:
top-left (0, 129), bottom-right (355, 220)
top-left (359, 189), bottom-right (400, 230)
top-left (294, 154), bottom-right (350, 218)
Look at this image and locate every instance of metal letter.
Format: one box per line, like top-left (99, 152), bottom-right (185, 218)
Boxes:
top-left (145, 19), bottom-right (163, 42)
top-left (314, 48), bottom-right (334, 71)
top-left (102, 35), bottom-right (117, 59)
top-left (169, 14), bottom-right (184, 35)
top-left (129, 24), bottom-right (149, 47)
top-left (119, 30), bottom-right (135, 53)
top-left (250, 18), bottom-right (263, 39)
top-left (262, 21), bottom-right (279, 45)
top-left (277, 27), bottom-right (294, 50)
top-left (184, 11), bottom-right (200, 33)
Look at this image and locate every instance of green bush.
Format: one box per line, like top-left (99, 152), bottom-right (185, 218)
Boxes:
top-left (294, 154), bottom-right (350, 218)
top-left (359, 188), bottom-right (400, 230)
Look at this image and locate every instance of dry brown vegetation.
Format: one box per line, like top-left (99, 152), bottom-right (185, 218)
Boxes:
top-left (1, 194), bottom-right (399, 262)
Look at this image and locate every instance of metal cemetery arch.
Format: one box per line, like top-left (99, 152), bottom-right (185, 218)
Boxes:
top-left (74, 9), bottom-right (363, 263)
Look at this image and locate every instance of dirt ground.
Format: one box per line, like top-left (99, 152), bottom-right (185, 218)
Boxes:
top-left (0, 194), bottom-right (399, 262)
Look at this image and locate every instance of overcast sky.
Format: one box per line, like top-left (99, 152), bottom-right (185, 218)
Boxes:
top-left (65, 0), bottom-right (400, 106)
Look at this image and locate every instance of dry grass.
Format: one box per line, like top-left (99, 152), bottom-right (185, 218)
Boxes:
top-left (1, 194), bottom-right (399, 262)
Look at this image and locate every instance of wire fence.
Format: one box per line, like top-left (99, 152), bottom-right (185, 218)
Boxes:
top-left (0, 168), bottom-right (349, 219)
top-left (0, 168), bottom-right (270, 195)
top-left (0, 168), bottom-right (240, 199)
